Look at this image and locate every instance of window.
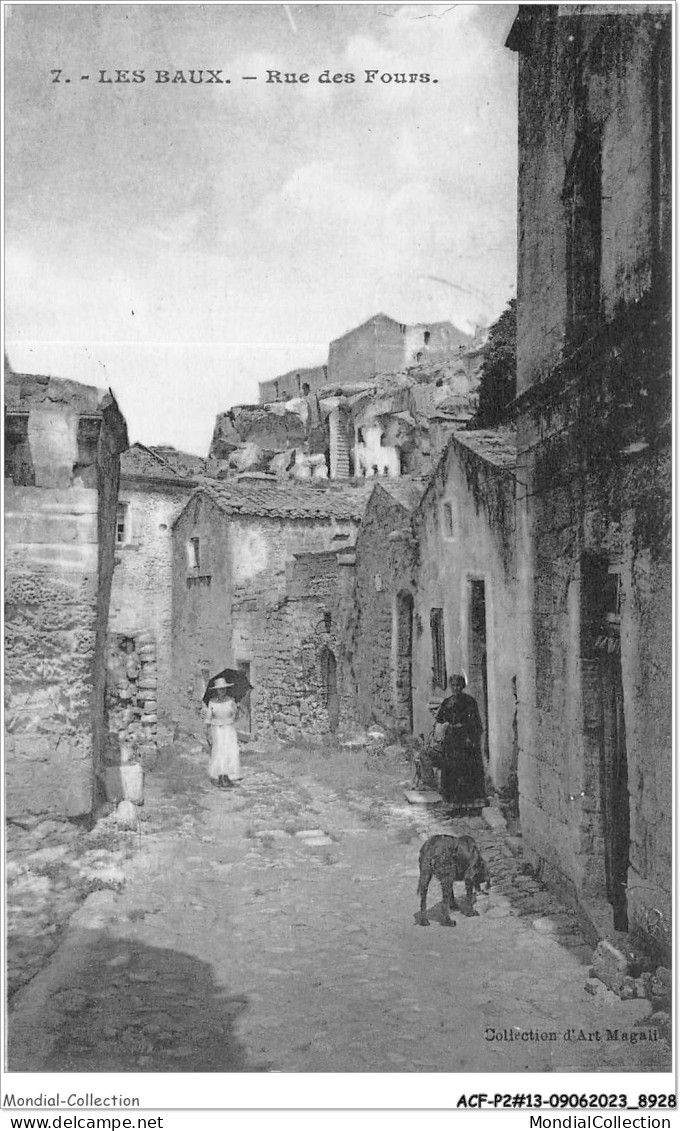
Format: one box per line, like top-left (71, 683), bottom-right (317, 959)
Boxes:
top-left (187, 536), bottom-right (201, 571)
top-left (563, 124), bottom-right (602, 347)
top-left (430, 608), bottom-right (447, 691)
top-left (116, 502), bottom-right (129, 545)
top-left (604, 570), bottom-right (622, 626)
top-left (442, 502), bottom-right (454, 539)
top-left (423, 330), bottom-right (431, 345)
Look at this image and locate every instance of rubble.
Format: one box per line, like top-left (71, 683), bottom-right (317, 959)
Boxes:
top-left (206, 333), bottom-right (485, 486)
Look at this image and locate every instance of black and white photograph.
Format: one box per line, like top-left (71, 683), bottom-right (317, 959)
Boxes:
top-left (3, 0), bottom-right (673, 1112)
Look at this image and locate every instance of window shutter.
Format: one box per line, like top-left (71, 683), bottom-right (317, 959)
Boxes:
top-left (200, 531), bottom-right (211, 575)
top-left (126, 502), bottom-right (135, 545)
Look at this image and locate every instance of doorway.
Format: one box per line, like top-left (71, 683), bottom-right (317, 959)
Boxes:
top-left (581, 557), bottom-right (630, 931)
top-left (600, 642), bottom-right (629, 930)
top-left (468, 579), bottom-right (490, 763)
top-left (321, 647), bottom-right (339, 733)
top-left (395, 591), bottom-right (414, 731)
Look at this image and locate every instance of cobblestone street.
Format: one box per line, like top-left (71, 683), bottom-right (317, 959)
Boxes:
top-left (7, 741), bottom-right (670, 1074)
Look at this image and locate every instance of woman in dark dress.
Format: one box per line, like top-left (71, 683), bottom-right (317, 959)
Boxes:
top-left (436, 674), bottom-right (486, 804)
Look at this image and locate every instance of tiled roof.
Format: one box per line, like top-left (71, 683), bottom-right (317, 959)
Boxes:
top-left (200, 479), bottom-right (372, 521)
top-left (150, 446), bottom-right (207, 476)
top-left (374, 479), bottom-right (429, 512)
top-left (434, 393), bottom-right (478, 417)
top-left (121, 443), bottom-right (206, 481)
top-left (452, 429), bottom-right (517, 470)
top-left (417, 427), bottom-right (517, 514)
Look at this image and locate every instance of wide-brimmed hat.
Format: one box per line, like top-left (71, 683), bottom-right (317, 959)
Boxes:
top-left (212, 677), bottom-right (234, 689)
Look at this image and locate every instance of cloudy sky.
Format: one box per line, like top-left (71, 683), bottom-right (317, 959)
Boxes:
top-left (5, 3), bottom-right (518, 453)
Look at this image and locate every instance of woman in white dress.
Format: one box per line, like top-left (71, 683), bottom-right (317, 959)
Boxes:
top-left (205, 677), bottom-right (241, 790)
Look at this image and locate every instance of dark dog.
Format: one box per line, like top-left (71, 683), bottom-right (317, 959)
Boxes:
top-left (416, 834), bottom-right (490, 926)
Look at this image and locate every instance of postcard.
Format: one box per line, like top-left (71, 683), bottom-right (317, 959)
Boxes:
top-left (3, 1), bottom-right (673, 1120)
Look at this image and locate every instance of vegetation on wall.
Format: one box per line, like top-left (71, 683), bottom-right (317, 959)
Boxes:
top-left (473, 298), bottom-right (517, 428)
top-left (517, 291), bottom-right (671, 560)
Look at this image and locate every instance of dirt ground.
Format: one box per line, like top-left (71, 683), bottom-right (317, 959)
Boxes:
top-left (7, 739), bottom-right (671, 1073)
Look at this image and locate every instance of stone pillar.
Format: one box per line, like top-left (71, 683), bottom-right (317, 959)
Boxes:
top-left (4, 374), bottom-right (128, 818)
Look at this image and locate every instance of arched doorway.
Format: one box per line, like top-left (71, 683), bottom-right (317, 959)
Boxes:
top-left (320, 646), bottom-right (339, 733)
top-left (395, 591), bottom-right (414, 731)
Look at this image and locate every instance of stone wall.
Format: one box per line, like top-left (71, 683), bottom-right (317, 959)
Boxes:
top-left (4, 373), bottom-right (127, 817)
top-left (516, 410), bottom-right (671, 933)
top-left (259, 365), bottom-right (328, 405)
top-left (105, 630), bottom-right (158, 774)
top-left (509, 7), bottom-right (672, 937)
top-left (624, 501), bottom-right (672, 934)
top-left (512, 8), bottom-right (671, 394)
top-left (109, 481), bottom-right (192, 721)
top-left (411, 437), bottom-right (518, 788)
top-left (403, 322), bottom-right (471, 365)
top-left (92, 397), bottom-right (127, 800)
top-left (230, 523), bottom-right (357, 739)
top-left (328, 315), bottom-right (406, 387)
top-left (349, 488), bottom-right (416, 731)
top-left (5, 487), bottom-right (102, 816)
top-left (171, 492), bottom-right (234, 728)
top-left (243, 553), bottom-right (356, 741)
top-left (172, 496), bottom-right (358, 734)
top-left (329, 315), bottom-right (473, 388)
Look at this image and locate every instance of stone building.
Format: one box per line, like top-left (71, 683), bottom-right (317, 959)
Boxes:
top-left (258, 364), bottom-right (328, 405)
top-left (410, 431), bottom-right (518, 789)
top-left (327, 314), bottom-right (472, 386)
top-left (5, 368), bottom-right (128, 817)
top-left (171, 479), bottom-right (370, 738)
top-left (347, 481), bottom-right (425, 733)
top-left (108, 443), bottom-right (205, 730)
top-left (212, 314), bottom-right (484, 485)
top-left (248, 546), bottom-right (357, 741)
top-left (348, 429), bottom-right (518, 791)
top-left (256, 315), bottom-right (473, 409)
top-left (507, 6), bottom-right (672, 940)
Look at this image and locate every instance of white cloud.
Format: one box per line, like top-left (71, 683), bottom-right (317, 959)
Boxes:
top-left (5, 4), bottom-right (518, 447)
